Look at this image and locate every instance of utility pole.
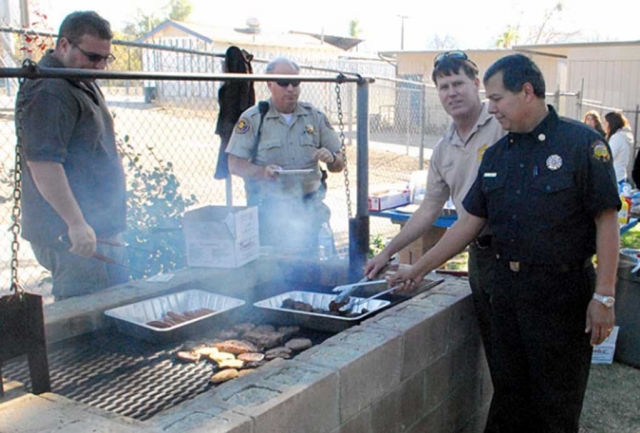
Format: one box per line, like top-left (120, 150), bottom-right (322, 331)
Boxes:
top-left (19, 0), bottom-right (30, 59)
top-left (397, 15), bottom-right (408, 50)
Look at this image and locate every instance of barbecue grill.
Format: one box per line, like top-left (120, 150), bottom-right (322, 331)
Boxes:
top-left (1, 277), bottom-right (443, 422)
top-left (1, 326), bottom-right (333, 421)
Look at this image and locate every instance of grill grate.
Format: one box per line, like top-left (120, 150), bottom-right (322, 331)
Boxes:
top-left (2, 328), bottom-right (331, 420)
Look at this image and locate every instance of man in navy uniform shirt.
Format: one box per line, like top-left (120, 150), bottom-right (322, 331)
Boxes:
top-left (390, 54), bottom-right (620, 432)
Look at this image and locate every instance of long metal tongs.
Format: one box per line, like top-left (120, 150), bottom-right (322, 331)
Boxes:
top-left (338, 284), bottom-right (403, 313)
top-left (332, 278), bottom-right (387, 303)
top-left (332, 262), bottom-right (391, 304)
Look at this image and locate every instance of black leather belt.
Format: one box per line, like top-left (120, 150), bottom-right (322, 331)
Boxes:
top-left (496, 255), bottom-right (592, 273)
top-left (473, 235), bottom-right (493, 249)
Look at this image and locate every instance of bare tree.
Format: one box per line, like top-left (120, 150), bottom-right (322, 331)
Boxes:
top-left (523, 1), bottom-right (582, 45)
top-left (427, 34), bottom-right (458, 50)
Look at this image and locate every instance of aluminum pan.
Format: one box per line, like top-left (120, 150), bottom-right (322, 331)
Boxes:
top-left (104, 290), bottom-right (245, 342)
top-left (253, 291), bottom-right (390, 333)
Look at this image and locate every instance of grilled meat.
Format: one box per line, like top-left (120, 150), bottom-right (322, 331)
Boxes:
top-left (264, 346), bottom-right (292, 360)
top-left (285, 338), bottom-right (312, 352)
top-left (214, 340), bottom-right (260, 355)
top-left (242, 329), bottom-right (284, 350)
top-left (237, 352), bottom-right (265, 362)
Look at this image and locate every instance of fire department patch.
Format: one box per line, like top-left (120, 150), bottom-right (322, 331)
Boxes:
top-left (591, 141), bottom-right (611, 162)
top-left (235, 119), bottom-right (249, 134)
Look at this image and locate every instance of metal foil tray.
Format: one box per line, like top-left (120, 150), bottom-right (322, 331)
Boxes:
top-left (253, 291), bottom-right (391, 333)
top-left (104, 290), bottom-right (245, 343)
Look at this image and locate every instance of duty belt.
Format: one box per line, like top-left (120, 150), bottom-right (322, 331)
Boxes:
top-left (496, 255), bottom-right (592, 273)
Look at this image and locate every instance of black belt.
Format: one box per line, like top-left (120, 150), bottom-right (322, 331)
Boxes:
top-left (496, 255), bottom-right (592, 273)
top-left (472, 235), bottom-right (493, 249)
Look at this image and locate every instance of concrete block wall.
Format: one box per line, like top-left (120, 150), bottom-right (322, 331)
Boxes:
top-left (150, 277), bottom-right (492, 433)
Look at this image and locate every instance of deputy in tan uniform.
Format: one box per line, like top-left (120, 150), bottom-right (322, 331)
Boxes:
top-left (226, 57), bottom-right (344, 252)
top-left (365, 51), bottom-right (505, 432)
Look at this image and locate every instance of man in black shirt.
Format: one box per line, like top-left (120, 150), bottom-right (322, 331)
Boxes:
top-left (390, 54), bottom-right (620, 432)
top-left (16, 11), bottom-right (126, 300)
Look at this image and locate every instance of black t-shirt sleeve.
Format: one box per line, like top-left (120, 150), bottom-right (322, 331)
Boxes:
top-left (20, 90), bottom-right (76, 163)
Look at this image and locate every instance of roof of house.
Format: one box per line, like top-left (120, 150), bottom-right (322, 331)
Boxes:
top-left (137, 20), bottom-right (359, 52)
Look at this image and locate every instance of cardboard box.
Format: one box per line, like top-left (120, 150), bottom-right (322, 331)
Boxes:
top-left (368, 186), bottom-right (411, 211)
top-left (183, 205), bottom-right (259, 268)
top-left (397, 226), bottom-right (446, 265)
top-left (592, 326), bottom-right (620, 364)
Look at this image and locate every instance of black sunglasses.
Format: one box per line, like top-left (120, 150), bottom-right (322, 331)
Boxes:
top-left (71, 42), bottom-right (116, 64)
top-left (275, 80), bottom-right (301, 88)
top-left (433, 50), bottom-right (469, 67)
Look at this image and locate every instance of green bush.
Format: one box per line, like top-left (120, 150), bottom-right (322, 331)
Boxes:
top-left (117, 134), bottom-right (197, 278)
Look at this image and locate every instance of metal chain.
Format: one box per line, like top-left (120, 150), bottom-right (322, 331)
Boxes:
top-left (10, 59), bottom-right (37, 293)
top-left (334, 74), bottom-right (352, 219)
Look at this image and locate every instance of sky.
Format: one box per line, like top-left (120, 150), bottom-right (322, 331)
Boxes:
top-left (14, 0), bottom-right (640, 52)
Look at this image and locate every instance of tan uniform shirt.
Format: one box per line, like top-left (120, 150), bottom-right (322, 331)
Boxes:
top-left (424, 101), bottom-right (506, 218)
top-left (226, 99), bottom-right (341, 197)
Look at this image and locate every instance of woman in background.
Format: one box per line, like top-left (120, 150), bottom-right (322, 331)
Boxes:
top-left (605, 111), bottom-right (633, 185)
top-left (583, 110), bottom-right (606, 139)
top-left (214, 46), bottom-right (255, 179)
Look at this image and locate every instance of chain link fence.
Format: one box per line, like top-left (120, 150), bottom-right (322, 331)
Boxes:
top-left (0, 31), bottom-right (626, 302)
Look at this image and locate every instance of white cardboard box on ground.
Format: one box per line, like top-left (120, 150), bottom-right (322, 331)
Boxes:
top-left (591, 326), bottom-right (620, 364)
top-left (368, 185), bottom-right (411, 211)
top-left (183, 205), bottom-right (260, 268)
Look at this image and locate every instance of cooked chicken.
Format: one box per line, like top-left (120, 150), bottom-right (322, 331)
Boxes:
top-left (210, 369), bottom-right (239, 383)
top-left (217, 359), bottom-right (245, 369)
top-left (176, 351), bottom-right (200, 363)
top-left (209, 351), bottom-right (235, 363)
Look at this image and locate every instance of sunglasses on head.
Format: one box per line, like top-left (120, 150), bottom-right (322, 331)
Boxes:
top-left (433, 50), bottom-right (469, 67)
top-left (275, 80), bottom-right (301, 88)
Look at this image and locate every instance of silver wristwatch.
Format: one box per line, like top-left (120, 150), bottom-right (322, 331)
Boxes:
top-left (593, 293), bottom-right (615, 308)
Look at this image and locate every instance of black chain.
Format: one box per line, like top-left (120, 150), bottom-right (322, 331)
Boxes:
top-left (334, 74), bottom-right (352, 219)
top-left (10, 59), bottom-right (37, 293)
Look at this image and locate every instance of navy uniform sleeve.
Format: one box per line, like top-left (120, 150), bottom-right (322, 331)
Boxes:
top-left (462, 154), bottom-right (491, 219)
top-left (581, 139), bottom-right (621, 217)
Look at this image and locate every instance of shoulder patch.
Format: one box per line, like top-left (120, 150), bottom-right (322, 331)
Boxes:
top-left (235, 118), bottom-right (250, 134)
top-left (591, 141), bottom-right (611, 162)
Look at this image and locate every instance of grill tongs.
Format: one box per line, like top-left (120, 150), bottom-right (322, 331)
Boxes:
top-left (331, 263), bottom-right (390, 310)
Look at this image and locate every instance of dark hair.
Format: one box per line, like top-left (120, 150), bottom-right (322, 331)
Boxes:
top-left (483, 54), bottom-right (545, 98)
top-left (604, 111), bottom-right (630, 140)
top-left (58, 11), bottom-right (113, 46)
top-left (432, 57), bottom-right (479, 85)
top-left (583, 110), bottom-right (606, 138)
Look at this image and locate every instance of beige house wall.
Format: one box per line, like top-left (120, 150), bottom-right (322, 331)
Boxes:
top-left (566, 44), bottom-right (640, 111)
top-left (395, 51), bottom-right (560, 96)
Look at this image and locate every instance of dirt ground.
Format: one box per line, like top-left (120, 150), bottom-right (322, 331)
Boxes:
top-left (582, 362), bottom-right (640, 432)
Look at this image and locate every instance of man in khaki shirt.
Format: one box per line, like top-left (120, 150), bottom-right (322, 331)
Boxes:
top-left (366, 51), bottom-right (505, 432)
top-left (226, 57), bottom-right (344, 252)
